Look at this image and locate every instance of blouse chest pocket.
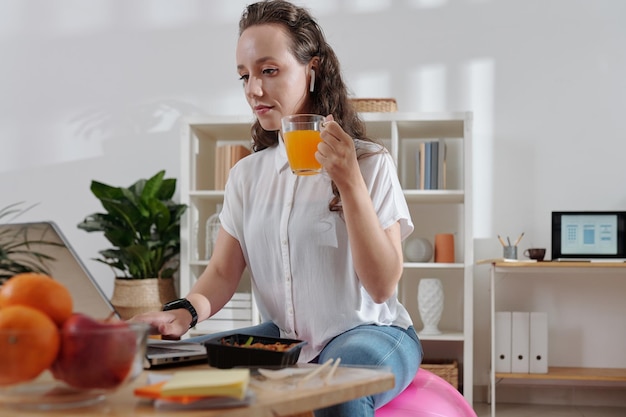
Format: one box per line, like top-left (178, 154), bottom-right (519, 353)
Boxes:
top-left (314, 210), bottom-right (342, 249)
top-left (288, 203), bottom-right (344, 250)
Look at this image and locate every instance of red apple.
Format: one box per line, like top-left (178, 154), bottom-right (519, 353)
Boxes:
top-left (50, 313), bottom-right (138, 389)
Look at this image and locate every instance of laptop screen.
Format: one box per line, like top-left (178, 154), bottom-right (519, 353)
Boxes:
top-left (1, 221), bottom-right (209, 368)
top-left (0, 221), bottom-right (117, 318)
top-left (551, 211), bottom-right (626, 260)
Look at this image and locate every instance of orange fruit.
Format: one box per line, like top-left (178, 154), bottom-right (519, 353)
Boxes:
top-left (0, 305), bottom-right (61, 386)
top-left (0, 273), bottom-right (73, 327)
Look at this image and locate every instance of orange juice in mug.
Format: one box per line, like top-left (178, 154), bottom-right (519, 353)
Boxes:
top-left (281, 114), bottom-right (324, 175)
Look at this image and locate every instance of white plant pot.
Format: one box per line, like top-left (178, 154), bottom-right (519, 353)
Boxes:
top-left (418, 278), bottom-right (444, 335)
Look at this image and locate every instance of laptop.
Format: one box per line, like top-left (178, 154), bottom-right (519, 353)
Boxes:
top-left (0, 221), bottom-right (208, 368)
top-left (551, 211), bottom-right (626, 262)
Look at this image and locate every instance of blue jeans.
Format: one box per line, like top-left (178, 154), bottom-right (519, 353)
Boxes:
top-left (187, 322), bottom-right (422, 417)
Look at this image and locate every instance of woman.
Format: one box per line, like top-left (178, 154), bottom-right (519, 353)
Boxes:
top-left (133, 1), bottom-right (422, 415)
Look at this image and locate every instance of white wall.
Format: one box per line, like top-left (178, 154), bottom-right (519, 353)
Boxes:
top-left (2, 0), bottom-right (625, 398)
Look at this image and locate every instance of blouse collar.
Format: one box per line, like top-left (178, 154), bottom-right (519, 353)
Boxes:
top-left (275, 134), bottom-right (291, 174)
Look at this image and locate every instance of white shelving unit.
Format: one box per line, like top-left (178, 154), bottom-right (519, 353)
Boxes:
top-left (487, 261), bottom-right (626, 416)
top-left (179, 112), bottom-right (474, 403)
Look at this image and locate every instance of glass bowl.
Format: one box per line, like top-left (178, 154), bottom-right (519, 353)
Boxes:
top-left (0, 321), bottom-right (149, 410)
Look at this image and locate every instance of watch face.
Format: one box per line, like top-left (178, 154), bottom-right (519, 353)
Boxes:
top-left (163, 299), bottom-right (197, 328)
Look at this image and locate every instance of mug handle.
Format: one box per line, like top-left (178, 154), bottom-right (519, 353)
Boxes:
top-left (523, 249), bottom-right (530, 257)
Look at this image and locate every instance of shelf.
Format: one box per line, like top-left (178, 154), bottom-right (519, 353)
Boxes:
top-left (489, 262), bottom-right (626, 415)
top-left (403, 262), bottom-right (465, 269)
top-left (418, 331), bottom-right (465, 342)
top-left (360, 112), bottom-right (468, 139)
top-left (492, 261), bottom-right (626, 270)
top-left (190, 260), bottom-right (209, 267)
top-left (190, 188), bottom-right (463, 204)
top-left (496, 367), bottom-right (626, 382)
top-left (403, 190), bottom-right (464, 204)
top-left (190, 190), bottom-right (224, 197)
top-left (189, 191), bottom-right (224, 203)
top-left (188, 115), bottom-right (256, 140)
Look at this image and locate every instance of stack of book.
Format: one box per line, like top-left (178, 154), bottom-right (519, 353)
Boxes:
top-left (416, 139), bottom-right (446, 190)
top-left (215, 145), bottom-right (251, 190)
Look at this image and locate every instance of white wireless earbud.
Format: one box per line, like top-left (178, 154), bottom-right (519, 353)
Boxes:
top-left (309, 69), bottom-right (316, 92)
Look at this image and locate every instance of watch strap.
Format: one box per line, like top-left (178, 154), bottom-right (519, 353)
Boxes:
top-left (162, 298), bottom-right (198, 329)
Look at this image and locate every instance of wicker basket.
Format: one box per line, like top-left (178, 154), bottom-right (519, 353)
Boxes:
top-left (110, 278), bottom-right (178, 320)
top-left (350, 98), bottom-right (397, 113)
top-left (420, 359), bottom-right (459, 389)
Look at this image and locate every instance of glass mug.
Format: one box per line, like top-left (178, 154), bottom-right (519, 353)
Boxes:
top-left (281, 114), bottom-right (324, 176)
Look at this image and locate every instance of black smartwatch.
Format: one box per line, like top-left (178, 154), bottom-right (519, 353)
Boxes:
top-left (162, 298), bottom-right (198, 329)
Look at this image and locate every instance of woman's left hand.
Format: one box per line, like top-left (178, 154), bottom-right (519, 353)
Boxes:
top-left (317, 115), bottom-right (403, 302)
top-left (128, 310), bottom-right (190, 339)
top-left (317, 115), bottom-right (361, 189)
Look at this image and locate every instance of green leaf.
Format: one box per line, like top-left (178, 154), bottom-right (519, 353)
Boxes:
top-left (77, 171), bottom-right (187, 279)
top-left (0, 204), bottom-right (64, 284)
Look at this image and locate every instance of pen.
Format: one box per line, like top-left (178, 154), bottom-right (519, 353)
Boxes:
top-left (497, 235), bottom-right (506, 247)
top-left (514, 232), bottom-right (525, 247)
top-left (507, 236), bottom-right (512, 247)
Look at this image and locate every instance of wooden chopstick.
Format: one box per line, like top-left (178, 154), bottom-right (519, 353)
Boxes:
top-left (297, 358), bottom-right (334, 386)
top-left (323, 357), bottom-right (341, 385)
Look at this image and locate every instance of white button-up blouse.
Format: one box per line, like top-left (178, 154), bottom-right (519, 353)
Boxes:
top-left (220, 136), bottom-right (414, 362)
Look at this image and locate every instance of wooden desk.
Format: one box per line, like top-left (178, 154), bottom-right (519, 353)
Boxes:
top-left (1, 364), bottom-right (394, 417)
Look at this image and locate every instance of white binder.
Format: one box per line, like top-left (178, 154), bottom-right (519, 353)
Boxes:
top-left (495, 311), bottom-right (512, 373)
top-left (529, 312), bottom-right (549, 373)
top-left (511, 311), bottom-right (530, 373)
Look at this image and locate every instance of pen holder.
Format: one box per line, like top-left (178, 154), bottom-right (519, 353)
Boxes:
top-left (503, 245), bottom-right (517, 260)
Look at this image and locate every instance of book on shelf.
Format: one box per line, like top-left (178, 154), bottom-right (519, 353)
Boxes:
top-left (215, 145), bottom-right (251, 190)
top-left (416, 139), bottom-right (446, 190)
top-left (417, 142), bottom-right (426, 190)
top-left (430, 141), bottom-right (438, 189)
top-left (419, 140), bottom-right (434, 190)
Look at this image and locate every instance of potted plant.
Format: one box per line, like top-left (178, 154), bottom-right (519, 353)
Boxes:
top-left (0, 202), bottom-right (62, 285)
top-left (77, 170), bottom-right (187, 319)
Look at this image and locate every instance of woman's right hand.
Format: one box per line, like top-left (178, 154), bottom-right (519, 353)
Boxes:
top-left (128, 310), bottom-right (191, 339)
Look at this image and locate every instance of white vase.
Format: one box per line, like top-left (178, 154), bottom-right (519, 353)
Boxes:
top-left (418, 278), bottom-right (444, 335)
top-left (204, 204), bottom-right (222, 260)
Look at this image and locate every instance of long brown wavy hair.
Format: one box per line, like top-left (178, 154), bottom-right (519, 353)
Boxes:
top-left (238, 0), bottom-right (378, 212)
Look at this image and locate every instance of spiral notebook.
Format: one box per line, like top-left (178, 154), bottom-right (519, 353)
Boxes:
top-left (0, 221), bottom-right (208, 368)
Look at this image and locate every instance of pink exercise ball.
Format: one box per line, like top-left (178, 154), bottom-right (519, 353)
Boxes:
top-left (376, 368), bottom-right (477, 417)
